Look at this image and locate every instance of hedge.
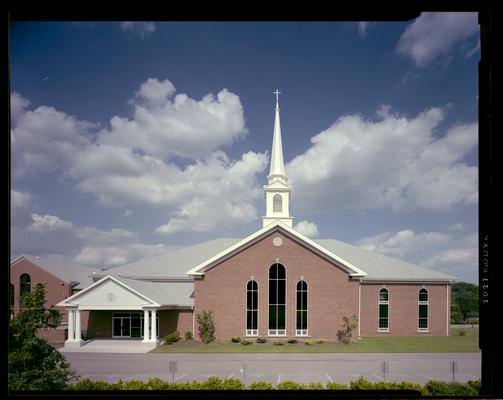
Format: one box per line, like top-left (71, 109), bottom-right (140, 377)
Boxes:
top-left (66, 376), bottom-right (481, 395)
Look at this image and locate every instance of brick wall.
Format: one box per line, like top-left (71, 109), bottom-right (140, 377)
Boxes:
top-left (194, 230), bottom-right (359, 340)
top-left (360, 283), bottom-right (450, 336)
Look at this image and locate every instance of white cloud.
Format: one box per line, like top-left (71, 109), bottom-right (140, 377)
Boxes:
top-left (286, 106), bottom-right (477, 214)
top-left (396, 12), bottom-right (479, 67)
top-left (357, 227), bottom-right (477, 283)
top-left (124, 209), bottom-right (132, 218)
top-left (294, 220), bottom-right (319, 238)
top-left (28, 213), bottom-right (73, 232)
top-left (10, 91), bottom-right (30, 124)
top-left (98, 79), bottom-right (248, 160)
top-left (11, 190), bottom-right (31, 208)
top-left (357, 22), bottom-right (369, 37)
top-left (73, 243), bottom-right (166, 267)
top-left (120, 21), bottom-right (156, 39)
top-left (10, 92), bottom-right (95, 177)
top-left (447, 222), bottom-right (466, 232)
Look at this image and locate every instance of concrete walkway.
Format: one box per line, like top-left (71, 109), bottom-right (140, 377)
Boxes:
top-left (58, 339), bottom-right (156, 353)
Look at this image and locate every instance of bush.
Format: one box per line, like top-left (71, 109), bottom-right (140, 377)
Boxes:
top-left (424, 380), bottom-right (479, 396)
top-left (305, 339), bottom-right (316, 346)
top-left (120, 380), bottom-right (149, 390)
top-left (326, 382), bottom-right (349, 390)
top-left (457, 329), bottom-right (467, 336)
top-left (256, 336), bottom-right (267, 343)
top-left (337, 314), bottom-right (358, 344)
top-left (287, 337), bottom-right (298, 344)
top-left (273, 340), bottom-right (285, 346)
top-left (231, 336), bottom-right (241, 343)
top-left (277, 381), bottom-right (305, 390)
top-left (70, 379), bottom-right (120, 390)
top-left (184, 330), bottom-right (193, 340)
top-left (249, 381), bottom-right (274, 390)
top-left (164, 331), bottom-right (181, 345)
top-left (241, 339), bottom-right (253, 345)
top-left (315, 338), bottom-right (325, 344)
top-left (196, 310), bottom-right (215, 343)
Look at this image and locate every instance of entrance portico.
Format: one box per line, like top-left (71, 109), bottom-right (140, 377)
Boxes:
top-left (57, 276), bottom-right (161, 348)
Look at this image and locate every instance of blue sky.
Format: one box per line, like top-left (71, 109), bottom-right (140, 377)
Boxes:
top-left (10, 16), bottom-right (479, 283)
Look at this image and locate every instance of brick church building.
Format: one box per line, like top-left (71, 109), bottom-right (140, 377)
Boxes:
top-left (12, 92), bottom-right (456, 348)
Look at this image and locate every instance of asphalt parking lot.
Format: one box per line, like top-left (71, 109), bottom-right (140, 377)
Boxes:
top-left (63, 352), bottom-right (481, 385)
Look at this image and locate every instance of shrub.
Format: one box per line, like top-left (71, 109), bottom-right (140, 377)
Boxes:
top-left (424, 380), bottom-right (479, 396)
top-left (277, 380), bottom-right (305, 390)
top-left (337, 314), bottom-right (358, 344)
top-left (164, 331), bottom-right (181, 345)
top-left (196, 310), bottom-right (215, 343)
top-left (221, 378), bottom-right (245, 390)
top-left (146, 377), bottom-right (171, 390)
top-left (70, 379), bottom-right (119, 390)
top-left (120, 380), bottom-right (149, 390)
top-left (184, 330), bottom-right (193, 340)
top-left (287, 337), bottom-right (298, 344)
top-left (273, 340), bottom-right (285, 346)
top-left (457, 329), bottom-right (467, 336)
top-left (315, 338), bottom-right (325, 344)
top-left (256, 336), bottom-right (267, 343)
top-left (249, 381), bottom-right (274, 390)
top-left (241, 339), bottom-right (253, 345)
top-left (305, 339), bottom-right (316, 346)
top-left (231, 336), bottom-right (241, 343)
top-left (326, 382), bottom-right (349, 390)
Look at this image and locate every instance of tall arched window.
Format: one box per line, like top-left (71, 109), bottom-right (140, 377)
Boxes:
top-left (269, 263), bottom-right (286, 336)
top-left (246, 280), bottom-right (258, 336)
top-left (10, 284), bottom-right (14, 309)
top-left (418, 288), bottom-right (428, 331)
top-left (273, 194), bottom-right (282, 213)
top-left (378, 288), bottom-right (389, 332)
top-left (20, 273), bottom-right (31, 307)
top-left (296, 280), bottom-right (308, 336)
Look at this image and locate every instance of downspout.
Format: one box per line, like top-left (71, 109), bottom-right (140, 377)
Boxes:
top-left (446, 282), bottom-right (450, 336)
top-left (358, 279), bottom-right (362, 338)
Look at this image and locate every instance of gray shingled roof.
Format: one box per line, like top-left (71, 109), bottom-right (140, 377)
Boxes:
top-left (315, 238), bottom-right (457, 282)
top-left (106, 237), bottom-right (242, 278)
top-left (114, 276), bottom-right (194, 307)
top-left (12, 255), bottom-right (99, 289)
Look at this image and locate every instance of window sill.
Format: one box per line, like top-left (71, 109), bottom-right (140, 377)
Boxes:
top-left (377, 330), bottom-right (390, 333)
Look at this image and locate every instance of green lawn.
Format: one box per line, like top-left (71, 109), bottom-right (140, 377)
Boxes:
top-left (150, 328), bottom-right (479, 353)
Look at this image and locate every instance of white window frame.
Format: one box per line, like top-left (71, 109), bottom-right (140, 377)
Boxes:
top-left (245, 279), bottom-right (259, 337)
top-left (295, 280), bottom-right (309, 337)
top-left (267, 261), bottom-right (287, 337)
top-left (378, 288), bottom-right (389, 332)
top-left (418, 288), bottom-right (429, 332)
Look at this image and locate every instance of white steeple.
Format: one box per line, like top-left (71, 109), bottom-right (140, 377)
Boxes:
top-left (262, 90), bottom-right (293, 228)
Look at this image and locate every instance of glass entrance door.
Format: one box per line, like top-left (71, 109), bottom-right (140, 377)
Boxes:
top-left (112, 315), bottom-right (131, 337)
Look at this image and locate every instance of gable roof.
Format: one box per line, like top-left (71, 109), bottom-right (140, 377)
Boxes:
top-left (11, 255), bottom-right (99, 289)
top-left (316, 239), bottom-right (457, 282)
top-left (99, 238), bottom-right (242, 280)
top-left (186, 220), bottom-right (368, 277)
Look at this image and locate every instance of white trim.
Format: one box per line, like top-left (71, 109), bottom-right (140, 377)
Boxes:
top-left (294, 279), bottom-right (308, 337)
top-left (56, 275), bottom-right (161, 308)
top-left (418, 288), bottom-right (429, 331)
top-left (186, 221), bottom-right (367, 277)
top-left (245, 278), bottom-right (259, 337)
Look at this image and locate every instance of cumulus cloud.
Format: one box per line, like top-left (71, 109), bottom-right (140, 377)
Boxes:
top-left (11, 190), bottom-right (31, 208)
top-left (120, 21), bottom-right (156, 39)
top-left (10, 92), bottom-right (95, 177)
top-left (396, 12), bottom-right (479, 67)
top-left (294, 220), bottom-right (319, 238)
top-left (28, 213), bottom-right (73, 232)
top-left (286, 106), bottom-right (477, 214)
top-left (357, 228), bottom-right (477, 283)
top-left (99, 79), bottom-right (248, 160)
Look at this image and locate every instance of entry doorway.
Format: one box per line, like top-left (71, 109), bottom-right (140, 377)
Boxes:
top-left (112, 312), bottom-right (159, 338)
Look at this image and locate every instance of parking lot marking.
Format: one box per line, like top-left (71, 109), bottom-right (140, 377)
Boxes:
top-left (371, 373), bottom-right (384, 381)
top-left (417, 373), bottom-right (434, 380)
top-left (277, 374), bottom-right (282, 384)
top-left (325, 374), bottom-right (333, 383)
top-left (227, 373), bottom-right (234, 379)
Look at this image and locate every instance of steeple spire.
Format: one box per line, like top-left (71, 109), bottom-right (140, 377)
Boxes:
top-left (268, 89), bottom-right (286, 182)
top-left (262, 90), bottom-right (293, 228)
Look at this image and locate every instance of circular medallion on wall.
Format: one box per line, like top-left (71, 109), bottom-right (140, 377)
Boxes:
top-left (107, 292), bottom-right (116, 302)
top-left (272, 236), bottom-right (283, 247)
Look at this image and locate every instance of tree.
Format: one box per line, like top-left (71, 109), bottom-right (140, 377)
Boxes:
top-left (337, 314), bottom-right (358, 344)
top-left (451, 282), bottom-right (478, 323)
top-left (196, 310), bottom-right (215, 343)
top-left (8, 284), bottom-right (77, 390)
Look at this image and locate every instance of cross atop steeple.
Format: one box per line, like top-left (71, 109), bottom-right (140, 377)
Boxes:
top-left (273, 89), bottom-right (281, 109)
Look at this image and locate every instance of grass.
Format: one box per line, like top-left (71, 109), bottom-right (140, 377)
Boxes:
top-left (150, 328), bottom-right (479, 353)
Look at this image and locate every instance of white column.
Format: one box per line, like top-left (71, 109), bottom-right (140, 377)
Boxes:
top-left (67, 309), bottom-right (75, 340)
top-left (75, 309), bottom-right (82, 341)
top-left (142, 309), bottom-right (150, 342)
top-left (151, 309), bottom-right (157, 342)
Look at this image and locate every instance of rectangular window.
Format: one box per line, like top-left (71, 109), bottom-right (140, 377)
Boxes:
top-left (418, 304), bottom-right (428, 331)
